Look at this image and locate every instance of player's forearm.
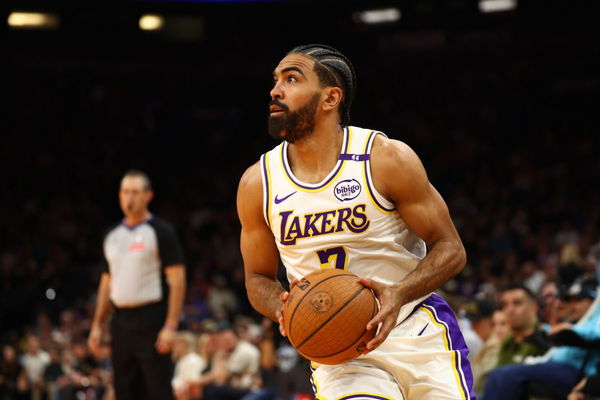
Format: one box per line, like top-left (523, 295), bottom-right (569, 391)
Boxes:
top-left (395, 239), bottom-right (466, 303)
top-left (165, 266), bottom-right (186, 329)
top-left (246, 273), bottom-right (286, 322)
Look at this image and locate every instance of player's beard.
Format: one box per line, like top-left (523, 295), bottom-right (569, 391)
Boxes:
top-left (268, 93), bottom-right (320, 143)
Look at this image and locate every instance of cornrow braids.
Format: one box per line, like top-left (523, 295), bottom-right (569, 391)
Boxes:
top-left (288, 44), bottom-right (356, 127)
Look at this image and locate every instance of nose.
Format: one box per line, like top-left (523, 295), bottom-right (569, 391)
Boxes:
top-left (270, 80), bottom-right (283, 100)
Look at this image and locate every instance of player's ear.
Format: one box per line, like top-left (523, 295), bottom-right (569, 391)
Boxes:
top-left (322, 87), bottom-right (343, 111)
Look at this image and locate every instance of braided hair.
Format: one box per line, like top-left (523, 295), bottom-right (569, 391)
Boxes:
top-left (288, 44), bottom-right (356, 127)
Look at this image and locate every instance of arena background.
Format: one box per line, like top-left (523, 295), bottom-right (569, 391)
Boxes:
top-left (1, 0), bottom-right (599, 373)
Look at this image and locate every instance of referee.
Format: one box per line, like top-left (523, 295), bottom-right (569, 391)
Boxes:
top-left (88, 170), bottom-right (186, 400)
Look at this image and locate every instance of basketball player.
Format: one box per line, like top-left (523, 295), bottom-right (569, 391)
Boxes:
top-left (237, 44), bottom-right (474, 399)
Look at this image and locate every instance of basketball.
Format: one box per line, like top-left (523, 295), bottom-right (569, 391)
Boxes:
top-left (282, 268), bottom-right (378, 365)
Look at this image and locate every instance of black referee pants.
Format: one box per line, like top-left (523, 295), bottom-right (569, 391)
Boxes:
top-left (110, 302), bottom-right (174, 400)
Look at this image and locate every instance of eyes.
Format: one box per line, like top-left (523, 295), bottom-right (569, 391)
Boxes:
top-left (272, 74), bottom-right (298, 87)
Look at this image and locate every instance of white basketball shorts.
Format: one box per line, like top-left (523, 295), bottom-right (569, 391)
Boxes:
top-left (310, 293), bottom-right (475, 400)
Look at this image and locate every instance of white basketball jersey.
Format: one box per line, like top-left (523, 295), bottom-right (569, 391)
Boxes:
top-left (260, 126), bottom-right (430, 322)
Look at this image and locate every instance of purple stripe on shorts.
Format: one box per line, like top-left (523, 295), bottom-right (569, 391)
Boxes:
top-left (339, 395), bottom-right (393, 400)
top-left (423, 293), bottom-right (476, 400)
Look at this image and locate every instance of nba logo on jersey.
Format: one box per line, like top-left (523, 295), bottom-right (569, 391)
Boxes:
top-left (334, 179), bottom-right (361, 202)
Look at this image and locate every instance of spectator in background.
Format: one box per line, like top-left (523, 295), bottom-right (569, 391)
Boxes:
top-left (218, 327), bottom-right (260, 395)
top-left (191, 324), bottom-right (230, 397)
top-left (87, 170), bottom-right (186, 400)
top-left (34, 314), bottom-right (58, 353)
top-left (559, 243), bottom-right (585, 287)
top-left (93, 341), bottom-right (114, 400)
top-left (20, 335), bottom-right (50, 400)
top-left (201, 327), bottom-right (265, 400)
top-left (54, 346), bottom-right (85, 400)
top-left (42, 347), bottom-right (63, 400)
top-left (172, 331), bottom-right (206, 400)
top-left (52, 310), bottom-right (81, 348)
top-left (71, 341), bottom-right (98, 378)
top-left (0, 344), bottom-right (28, 400)
top-left (496, 284), bottom-right (549, 366)
top-left (460, 298), bottom-right (496, 360)
top-left (561, 277), bottom-right (598, 323)
top-left (206, 274), bottom-right (238, 323)
top-left (521, 260), bottom-right (546, 295)
top-left (484, 277), bottom-right (600, 400)
top-left (538, 280), bottom-right (565, 329)
top-left (471, 309), bottom-right (510, 397)
top-left (254, 318), bottom-right (278, 392)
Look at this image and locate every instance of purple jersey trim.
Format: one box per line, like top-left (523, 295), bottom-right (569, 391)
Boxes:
top-left (281, 126), bottom-right (350, 190)
top-left (339, 153), bottom-right (371, 161)
top-left (422, 293), bottom-right (476, 400)
top-left (364, 131), bottom-right (395, 212)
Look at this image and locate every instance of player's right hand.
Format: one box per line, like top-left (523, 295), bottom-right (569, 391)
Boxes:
top-left (277, 278), bottom-right (298, 337)
top-left (277, 291), bottom-right (290, 337)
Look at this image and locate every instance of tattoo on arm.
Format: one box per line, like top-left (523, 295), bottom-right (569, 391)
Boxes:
top-left (247, 274), bottom-right (286, 322)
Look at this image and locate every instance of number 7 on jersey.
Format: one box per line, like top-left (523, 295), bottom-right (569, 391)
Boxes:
top-left (316, 246), bottom-right (348, 270)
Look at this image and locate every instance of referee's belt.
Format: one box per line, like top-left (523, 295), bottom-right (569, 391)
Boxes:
top-left (112, 299), bottom-right (162, 310)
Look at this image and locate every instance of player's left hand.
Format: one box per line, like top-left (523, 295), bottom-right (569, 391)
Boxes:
top-left (155, 326), bottom-right (177, 354)
top-left (360, 277), bottom-right (405, 353)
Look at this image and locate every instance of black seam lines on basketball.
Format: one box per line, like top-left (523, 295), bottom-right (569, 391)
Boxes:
top-left (288, 272), bottom-right (355, 348)
top-left (295, 286), bottom-right (366, 351)
top-left (306, 290), bottom-right (376, 359)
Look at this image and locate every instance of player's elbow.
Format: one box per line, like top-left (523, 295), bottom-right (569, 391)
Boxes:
top-left (451, 242), bottom-right (467, 277)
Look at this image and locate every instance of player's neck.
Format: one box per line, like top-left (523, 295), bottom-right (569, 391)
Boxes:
top-left (287, 121), bottom-right (344, 183)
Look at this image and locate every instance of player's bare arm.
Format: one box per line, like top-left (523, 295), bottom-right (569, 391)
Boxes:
top-left (237, 162), bottom-right (288, 327)
top-left (363, 135), bottom-right (467, 350)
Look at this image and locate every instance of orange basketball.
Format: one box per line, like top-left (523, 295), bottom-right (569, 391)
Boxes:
top-left (282, 268), bottom-right (378, 365)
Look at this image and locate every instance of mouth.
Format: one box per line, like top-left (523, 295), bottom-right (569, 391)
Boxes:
top-left (269, 104), bottom-right (286, 116)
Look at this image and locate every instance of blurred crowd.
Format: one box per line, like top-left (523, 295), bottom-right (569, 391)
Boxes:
top-left (2, 25), bottom-right (599, 400)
